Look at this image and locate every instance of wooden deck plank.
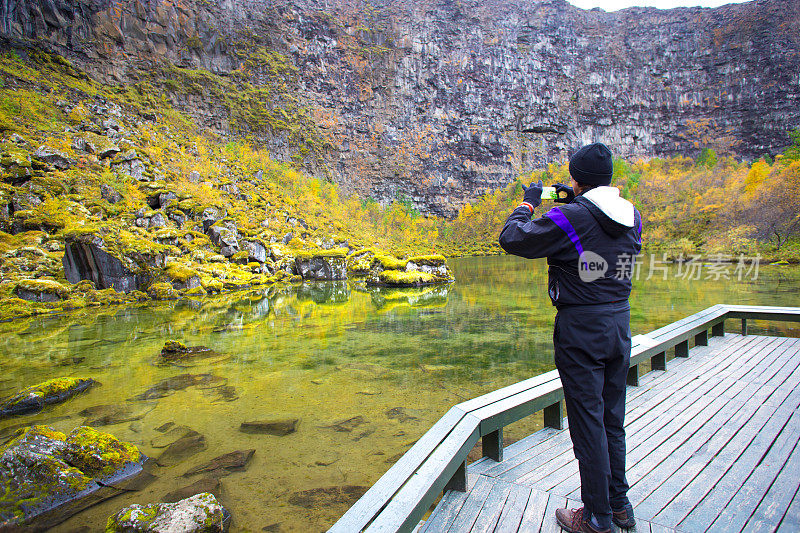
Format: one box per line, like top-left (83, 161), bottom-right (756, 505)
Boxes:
top-left (777, 484), bottom-right (800, 533)
top-left (642, 340), bottom-right (800, 524)
top-left (466, 479), bottom-right (515, 533)
top-left (539, 493), bottom-right (566, 533)
top-left (446, 475), bottom-right (497, 532)
top-left (515, 487), bottom-right (549, 533)
top-left (491, 483), bottom-right (532, 533)
top-left (743, 432), bottom-right (800, 532)
top-left (706, 409), bottom-right (800, 533)
top-left (419, 476), bottom-right (478, 533)
top-left (676, 405), bottom-right (796, 532)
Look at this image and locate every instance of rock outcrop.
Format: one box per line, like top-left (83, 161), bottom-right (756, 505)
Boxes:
top-left (1, 0), bottom-right (798, 216)
top-left (0, 425), bottom-right (146, 529)
top-left (62, 229), bottom-right (166, 292)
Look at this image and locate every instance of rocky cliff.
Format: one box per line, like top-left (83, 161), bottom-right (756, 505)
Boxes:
top-left (2, 0), bottom-right (799, 216)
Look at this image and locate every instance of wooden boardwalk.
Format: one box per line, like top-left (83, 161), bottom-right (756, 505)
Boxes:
top-left (420, 333), bottom-right (800, 533)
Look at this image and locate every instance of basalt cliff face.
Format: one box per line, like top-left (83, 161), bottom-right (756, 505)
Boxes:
top-left (2, 0), bottom-right (799, 216)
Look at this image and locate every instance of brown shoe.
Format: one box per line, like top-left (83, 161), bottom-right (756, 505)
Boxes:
top-left (555, 507), bottom-right (611, 533)
top-left (612, 503), bottom-right (636, 529)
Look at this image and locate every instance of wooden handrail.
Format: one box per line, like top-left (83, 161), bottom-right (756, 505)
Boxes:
top-left (329, 304), bottom-right (800, 533)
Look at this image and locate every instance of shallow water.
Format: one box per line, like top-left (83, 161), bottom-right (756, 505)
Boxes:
top-left (1, 255), bottom-right (798, 532)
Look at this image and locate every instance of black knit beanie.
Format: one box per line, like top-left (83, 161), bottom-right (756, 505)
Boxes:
top-left (569, 143), bottom-right (613, 186)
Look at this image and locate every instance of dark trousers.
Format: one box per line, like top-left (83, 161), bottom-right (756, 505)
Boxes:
top-left (554, 301), bottom-right (631, 527)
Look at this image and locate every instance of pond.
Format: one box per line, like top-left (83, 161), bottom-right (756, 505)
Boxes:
top-left (1, 255), bottom-right (799, 532)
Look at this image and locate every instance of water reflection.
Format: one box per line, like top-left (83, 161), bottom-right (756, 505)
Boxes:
top-left (0, 257), bottom-right (797, 532)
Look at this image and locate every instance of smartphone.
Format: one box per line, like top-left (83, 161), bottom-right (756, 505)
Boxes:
top-left (541, 186), bottom-right (557, 200)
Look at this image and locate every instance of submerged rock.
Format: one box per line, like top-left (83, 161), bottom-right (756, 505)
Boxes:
top-left (130, 374), bottom-right (227, 401)
top-left (239, 419), bottom-right (297, 436)
top-left (288, 485), bottom-right (368, 509)
top-left (162, 476), bottom-right (221, 503)
top-left (79, 404), bottom-right (155, 426)
top-left (158, 341), bottom-right (226, 366)
top-left (155, 431), bottom-right (206, 467)
top-left (182, 449), bottom-right (255, 478)
top-left (0, 377), bottom-right (96, 418)
top-left (151, 426), bottom-right (197, 449)
top-left (323, 416), bottom-right (366, 433)
top-left (106, 493), bottom-right (230, 533)
top-left (0, 425), bottom-right (146, 529)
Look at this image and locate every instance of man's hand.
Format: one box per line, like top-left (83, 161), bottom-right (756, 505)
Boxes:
top-left (554, 183), bottom-right (575, 204)
top-left (521, 179), bottom-right (543, 209)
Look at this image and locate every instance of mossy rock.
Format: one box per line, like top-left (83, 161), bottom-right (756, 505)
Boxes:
top-left (14, 279), bottom-right (68, 303)
top-left (407, 254), bottom-right (446, 267)
top-left (147, 282), bottom-right (176, 300)
top-left (105, 492), bottom-right (229, 533)
top-left (0, 377), bottom-right (96, 418)
top-left (372, 254), bottom-right (408, 271)
top-left (375, 270), bottom-right (437, 287)
top-left (0, 425), bottom-right (146, 529)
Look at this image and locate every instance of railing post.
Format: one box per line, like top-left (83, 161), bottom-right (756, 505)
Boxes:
top-left (543, 401), bottom-right (563, 430)
top-left (742, 318), bottom-right (748, 336)
top-left (711, 320), bottom-right (725, 337)
top-left (675, 340), bottom-right (689, 358)
top-left (482, 428), bottom-right (503, 462)
top-left (695, 330), bottom-right (708, 346)
top-left (627, 364), bottom-right (639, 386)
top-left (651, 351), bottom-right (666, 371)
top-left (444, 460), bottom-right (467, 493)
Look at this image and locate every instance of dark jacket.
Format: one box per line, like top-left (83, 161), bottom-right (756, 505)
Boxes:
top-left (499, 186), bottom-right (642, 307)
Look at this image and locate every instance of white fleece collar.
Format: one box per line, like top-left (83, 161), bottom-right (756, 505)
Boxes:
top-left (582, 186), bottom-right (635, 227)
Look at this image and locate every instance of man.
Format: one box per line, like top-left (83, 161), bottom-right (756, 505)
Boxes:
top-left (499, 143), bottom-right (642, 533)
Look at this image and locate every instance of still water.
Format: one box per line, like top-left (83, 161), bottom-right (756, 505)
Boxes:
top-left (1, 255), bottom-right (798, 532)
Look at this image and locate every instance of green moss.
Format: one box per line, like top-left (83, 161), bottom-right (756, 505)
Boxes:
top-left (407, 254), bottom-right (446, 266)
top-left (14, 278), bottom-right (68, 298)
top-left (294, 247), bottom-right (348, 260)
top-left (64, 426), bottom-right (142, 478)
top-left (165, 262), bottom-right (198, 283)
top-left (146, 282), bottom-right (175, 300)
top-left (374, 254), bottom-right (408, 270)
top-left (378, 270), bottom-right (436, 286)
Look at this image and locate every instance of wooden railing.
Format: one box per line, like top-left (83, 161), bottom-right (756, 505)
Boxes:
top-left (329, 304), bottom-right (800, 533)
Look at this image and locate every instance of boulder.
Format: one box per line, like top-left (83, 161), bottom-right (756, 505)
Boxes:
top-left (0, 425), bottom-right (146, 529)
top-left (294, 250), bottom-right (347, 281)
top-left (241, 239), bottom-right (267, 263)
top-left (101, 184), bottom-right (123, 204)
top-left (201, 208), bottom-right (221, 233)
top-left (162, 477), bottom-right (221, 503)
top-left (62, 231), bottom-right (165, 292)
top-left (105, 493), bottom-right (230, 533)
top-left (155, 431), bottom-right (206, 467)
top-left (187, 171), bottom-right (201, 183)
top-left (0, 377), bottom-right (96, 418)
top-left (288, 485), bottom-right (368, 509)
top-left (14, 279), bottom-right (68, 303)
top-left (218, 230), bottom-right (239, 258)
top-left (82, 133), bottom-right (120, 159)
top-left (149, 212), bottom-right (166, 229)
top-left (34, 145), bottom-right (73, 170)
